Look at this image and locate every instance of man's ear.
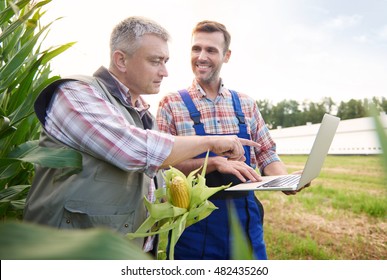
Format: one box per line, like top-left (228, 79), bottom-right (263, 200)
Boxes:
top-left (112, 50), bottom-right (127, 72)
top-left (224, 49), bottom-right (231, 63)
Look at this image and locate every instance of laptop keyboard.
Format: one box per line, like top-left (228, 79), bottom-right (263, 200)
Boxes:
top-left (261, 174), bottom-right (301, 188)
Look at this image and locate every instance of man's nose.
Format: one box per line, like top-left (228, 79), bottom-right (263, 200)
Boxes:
top-left (198, 50), bottom-right (207, 61)
top-left (160, 64), bottom-right (168, 77)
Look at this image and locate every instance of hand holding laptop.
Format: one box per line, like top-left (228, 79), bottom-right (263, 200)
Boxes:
top-left (282, 170), bottom-right (311, 195)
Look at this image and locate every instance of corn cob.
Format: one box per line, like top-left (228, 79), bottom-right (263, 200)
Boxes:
top-left (169, 176), bottom-right (190, 209)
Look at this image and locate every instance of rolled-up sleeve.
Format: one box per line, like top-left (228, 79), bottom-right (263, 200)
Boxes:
top-left (44, 81), bottom-right (175, 178)
top-left (251, 102), bottom-right (281, 174)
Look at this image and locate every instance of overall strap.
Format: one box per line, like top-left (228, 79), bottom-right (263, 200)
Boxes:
top-left (230, 90), bottom-right (248, 136)
top-left (178, 89), bottom-right (206, 135)
top-left (230, 90), bottom-right (251, 165)
top-left (178, 89), bottom-right (217, 158)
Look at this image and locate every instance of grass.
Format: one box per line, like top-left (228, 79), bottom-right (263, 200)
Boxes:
top-left (258, 155), bottom-right (386, 260)
top-left (157, 155), bottom-right (386, 260)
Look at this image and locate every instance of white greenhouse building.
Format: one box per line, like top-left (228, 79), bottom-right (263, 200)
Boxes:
top-left (269, 113), bottom-right (387, 155)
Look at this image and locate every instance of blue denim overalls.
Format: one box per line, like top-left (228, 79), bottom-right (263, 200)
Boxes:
top-left (171, 89), bottom-right (267, 260)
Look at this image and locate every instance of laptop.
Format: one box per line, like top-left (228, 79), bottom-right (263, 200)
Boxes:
top-left (225, 113), bottom-right (340, 192)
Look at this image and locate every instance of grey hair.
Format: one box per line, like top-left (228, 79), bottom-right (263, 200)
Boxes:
top-left (110, 16), bottom-right (170, 57)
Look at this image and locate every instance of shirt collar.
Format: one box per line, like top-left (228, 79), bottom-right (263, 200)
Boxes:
top-left (192, 78), bottom-right (226, 98)
top-left (109, 72), bottom-right (150, 114)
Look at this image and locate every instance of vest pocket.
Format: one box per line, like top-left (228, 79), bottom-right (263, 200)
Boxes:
top-left (61, 200), bottom-right (135, 234)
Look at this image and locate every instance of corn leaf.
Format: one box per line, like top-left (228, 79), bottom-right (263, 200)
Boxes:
top-left (229, 201), bottom-right (254, 260)
top-left (0, 0), bottom-right (30, 26)
top-left (0, 162), bottom-right (20, 180)
top-left (190, 174), bottom-right (229, 207)
top-left (0, 25), bottom-right (49, 81)
top-left (144, 197), bottom-right (187, 220)
top-left (0, 221), bottom-right (151, 260)
top-left (186, 200), bottom-right (218, 227)
top-left (7, 140), bottom-right (82, 169)
top-left (0, 0), bottom-right (51, 41)
top-left (168, 212), bottom-right (189, 260)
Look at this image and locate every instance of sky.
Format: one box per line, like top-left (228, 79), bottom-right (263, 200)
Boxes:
top-left (41, 0), bottom-right (387, 114)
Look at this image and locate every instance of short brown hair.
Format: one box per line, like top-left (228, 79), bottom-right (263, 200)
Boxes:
top-left (192, 20), bottom-right (231, 54)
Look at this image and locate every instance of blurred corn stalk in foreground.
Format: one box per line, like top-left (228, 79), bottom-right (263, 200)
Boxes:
top-left (369, 105), bottom-right (387, 179)
top-left (0, 0), bottom-right (80, 221)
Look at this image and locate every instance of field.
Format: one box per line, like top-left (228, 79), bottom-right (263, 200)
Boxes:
top-left (258, 155), bottom-right (386, 260)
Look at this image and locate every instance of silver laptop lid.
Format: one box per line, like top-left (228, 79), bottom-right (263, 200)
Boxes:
top-left (297, 113), bottom-right (340, 188)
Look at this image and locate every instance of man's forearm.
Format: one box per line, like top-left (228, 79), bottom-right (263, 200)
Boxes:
top-left (161, 136), bottom-right (219, 168)
top-left (167, 157), bottom-right (221, 175)
top-left (262, 161), bottom-right (288, 176)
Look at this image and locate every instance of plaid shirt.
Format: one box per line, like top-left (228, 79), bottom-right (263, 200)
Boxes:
top-left (45, 79), bottom-right (174, 178)
top-left (157, 80), bottom-right (280, 174)
top-left (44, 74), bottom-right (174, 252)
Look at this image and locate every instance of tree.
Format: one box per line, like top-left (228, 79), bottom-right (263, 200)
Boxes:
top-left (257, 96), bottom-right (386, 128)
top-left (337, 99), bottom-right (366, 120)
top-left (270, 99), bottom-right (302, 128)
top-left (256, 99), bottom-right (273, 128)
top-left (302, 101), bottom-right (326, 124)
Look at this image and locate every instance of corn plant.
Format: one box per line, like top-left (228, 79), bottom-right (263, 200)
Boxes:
top-left (127, 153), bottom-right (229, 260)
top-left (0, 0), bottom-right (81, 221)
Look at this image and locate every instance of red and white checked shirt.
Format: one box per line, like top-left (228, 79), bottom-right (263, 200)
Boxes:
top-left (157, 80), bottom-right (280, 174)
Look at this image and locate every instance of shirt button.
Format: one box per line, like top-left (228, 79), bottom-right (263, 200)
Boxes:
top-left (66, 219), bottom-right (71, 224)
top-left (124, 224), bottom-right (129, 228)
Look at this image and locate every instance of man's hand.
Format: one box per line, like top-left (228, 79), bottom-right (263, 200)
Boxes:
top-left (208, 135), bottom-right (260, 161)
top-left (163, 135), bottom-right (260, 169)
top-left (282, 169), bottom-right (312, 195)
top-left (212, 156), bottom-right (262, 183)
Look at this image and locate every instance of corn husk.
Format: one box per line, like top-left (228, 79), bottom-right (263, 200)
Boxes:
top-left (126, 151), bottom-right (230, 259)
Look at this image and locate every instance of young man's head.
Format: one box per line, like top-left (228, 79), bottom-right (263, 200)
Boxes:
top-left (192, 20), bottom-right (231, 54)
top-left (191, 20), bottom-right (231, 86)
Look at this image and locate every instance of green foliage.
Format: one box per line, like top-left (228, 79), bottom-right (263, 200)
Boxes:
top-left (259, 155), bottom-right (386, 259)
top-left (229, 201), bottom-right (254, 259)
top-left (284, 155), bottom-right (386, 218)
top-left (264, 226), bottom-right (334, 260)
top-left (0, 0), bottom-right (79, 220)
top-left (0, 221), bottom-right (152, 259)
top-left (302, 185), bottom-right (386, 218)
top-left (369, 103), bottom-right (387, 176)
top-left (337, 99), bottom-right (366, 119)
top-left (258, 96), bottom-right (387, 129)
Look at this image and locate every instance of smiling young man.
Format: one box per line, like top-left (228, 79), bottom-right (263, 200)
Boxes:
top-left (157, 20), bottom-right (293, 260)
